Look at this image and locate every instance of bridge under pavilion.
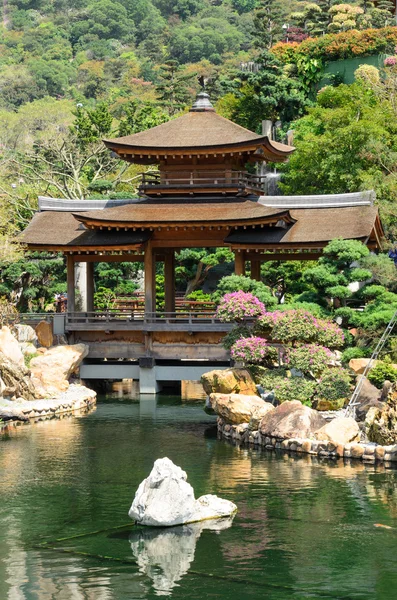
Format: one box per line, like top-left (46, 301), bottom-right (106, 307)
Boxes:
top-left (19, 93), bottom-right (384, 393)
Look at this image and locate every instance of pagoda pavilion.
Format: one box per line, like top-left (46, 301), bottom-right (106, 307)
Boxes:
top-left (20, 92), bottom-right (384, 392)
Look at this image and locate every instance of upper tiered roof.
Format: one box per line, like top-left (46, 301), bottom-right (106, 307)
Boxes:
top-left (103, 93), bottom-right (295, 164)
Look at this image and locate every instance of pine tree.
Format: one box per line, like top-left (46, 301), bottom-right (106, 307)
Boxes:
top-left (156, 61), bottom-right (196, 116)
top-left (253, 0), bottom-right (286, 49)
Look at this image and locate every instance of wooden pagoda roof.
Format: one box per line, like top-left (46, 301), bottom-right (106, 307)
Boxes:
top-left (19, 201), bottom-right (383, 252)
top-left (71, 201), bottom-right (293, 229)
top-left (103, 111), bottom-right (294, 163)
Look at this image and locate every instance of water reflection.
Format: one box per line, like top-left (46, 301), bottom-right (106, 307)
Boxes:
top-left (129, 517), bottom-right (235, 596)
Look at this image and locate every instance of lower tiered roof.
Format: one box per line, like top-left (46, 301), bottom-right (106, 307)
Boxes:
top-left (19, 193), bottom-right (383, 253)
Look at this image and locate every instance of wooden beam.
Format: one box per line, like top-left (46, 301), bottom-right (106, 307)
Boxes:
top-left (72, 254), bottom-right (145, 263)
top-left (66, 254), bottom-right (75, 313)
top-left (164, 250), bottom-right (175, 313)
top-left (250, 259), bottom-right (261, 281)
top-left (234, 251), bottom-right (245, 276)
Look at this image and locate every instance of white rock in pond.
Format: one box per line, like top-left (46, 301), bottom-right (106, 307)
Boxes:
top-left (129, 457), bottom-right (237, 526)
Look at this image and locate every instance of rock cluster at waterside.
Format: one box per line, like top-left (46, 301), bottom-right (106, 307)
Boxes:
top-left (129, 457), bottom-right (237, 527)
top-left (0, 322), bottom-right (95, 424)
top-left (201, 368), bottom-right (258, 396)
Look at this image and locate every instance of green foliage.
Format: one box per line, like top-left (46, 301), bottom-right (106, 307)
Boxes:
top-left (156, 61), bottom-right (197, 114)
top-left (341, 346), bottom-right (369, 365)
top-left (186, 290), bottom-right (212, 301)
top-left (367, 362), bottom-right (397, 389)
top-left (315, 367), bottom-right (352, 401)
top-left (222, 50), bottom-right (309, 132)
top-left (286, 344), bottom-right (333, 376)
top-left (94, 286), bottom-right (116, 311)
top-left (212, 274), bottom-right (276, 307)
top-left (222, 323), bottom-right (253, 350)
top-left (259, 371), bottom-right (317, 406)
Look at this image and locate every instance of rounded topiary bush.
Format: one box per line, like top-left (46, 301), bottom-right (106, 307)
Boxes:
top-left (315, 367), bottom-right (352, 402)
top-left (231, 336), bottom-right (277, 365)
top-left (216, 291), bottom-right (267, 322)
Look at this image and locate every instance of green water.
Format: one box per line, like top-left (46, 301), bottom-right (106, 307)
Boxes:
top-left (1, 396), bottom-right (397, 599)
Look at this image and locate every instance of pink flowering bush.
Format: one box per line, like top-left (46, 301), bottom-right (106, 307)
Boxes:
top-left (384, 56), bottom-right (397, 67)
top-left (285, 344), bottom-right (333, 376)
top-left (231, 336), bottom-right (276, 365)
top-left (216, 291), bottom-right (266, 322)
top-left (258, 309), bottom-right (344, 348)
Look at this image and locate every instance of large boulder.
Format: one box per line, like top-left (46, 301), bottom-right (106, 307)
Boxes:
top-left (259, 400), bottom-right (326, 440)
top-left (349, 358), bottom-right (397, 375)
top-left (366, 382), bottom-right (397, 444)
top-left (13, 324), bottom-right (37, 345)
top-left (30, 343), bottom-right (88, 397)
top-left (315, 416), bottom-right (360, 445)
top-left (354, 376), bottom-right (383, 421)
top-left (209, 392), bottom-right (274, 425)
top-left (0, 326), bottom-right (24, 368)
top-left (35, 320), bottom-right (54, 348)
top-left (129, 457), bottom-right (237, 527)
top-left (201, 368), bottom-right (258, 396)
top-left (0, 351), bottom-right (36, 400)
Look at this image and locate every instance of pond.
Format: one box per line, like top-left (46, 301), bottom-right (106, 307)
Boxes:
top-left (1, 396), bottom-right (397, 600)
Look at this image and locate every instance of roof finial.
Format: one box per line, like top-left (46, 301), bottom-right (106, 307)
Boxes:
top-left (190, 85), bottom-right (215, 112)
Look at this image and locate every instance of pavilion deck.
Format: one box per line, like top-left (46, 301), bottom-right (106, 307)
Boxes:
top-left (64, 311), bottom-right (232, 333)
top-left (139, 171), bottom-right (267, 196)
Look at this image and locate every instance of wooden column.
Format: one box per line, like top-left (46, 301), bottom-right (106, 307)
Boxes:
top-left (234, 251), bottom-right (245, 276)
top-left (144, 241), bottom-right (155, 314)
top-left (86, 261), bottom-right (94, 313)
top-left (250, 259), bottom-right (261, 281)
top-left (66, 254), bottom-right (75, 313)
top-left (164, 250), bottom-right (175, 314)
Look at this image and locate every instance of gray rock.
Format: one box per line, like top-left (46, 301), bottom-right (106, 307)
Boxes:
top-left (355, 376), bottom-right (383, 421)
top-left (128, 457), bottom-right (237, 526)
top-left (260, 400), bottom-right (326, 440)
top-left (13, 324), bottom-right (38, 345)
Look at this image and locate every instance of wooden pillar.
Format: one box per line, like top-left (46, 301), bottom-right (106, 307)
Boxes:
top-left (234, 251), bottom-right (245, 276)
top-left (66, 254), bottom-right (75, 313)
top-left (86, 261), bottom-right (94, 313)
top-left (250, 259), bottom-right (261, 281)
top-left (164, 250), bottom-right (175, 314)
top-left (144, 241), bottom-right (155, 314)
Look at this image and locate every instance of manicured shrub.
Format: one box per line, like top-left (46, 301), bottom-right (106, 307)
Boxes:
top-left (230, 336), bottom-right (277, 365)
top-left (259, 372), bottom-right (316, 406)
top-left (222, 324), bottom-right (253, 350)
top-left (286, 344), bottom-right (333, 376)
top-left (216, 291), bottom-right (266, 322)
top-left (341, 346), bottom-right (369, 365)
top-left (367, 362), bottom-right (397, 389)
top-left (213, 275), bottom-right (276, 307)
top-left (258, 309), bottom-right (345, 348)
top-left (315, 367), bottom-right (352, 401)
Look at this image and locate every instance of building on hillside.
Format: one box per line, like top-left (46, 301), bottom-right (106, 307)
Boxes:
top-left (20, 92), bottom-right (384, 392)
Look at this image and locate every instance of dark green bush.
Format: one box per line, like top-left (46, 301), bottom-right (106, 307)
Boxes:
top-left (368, 362), bottom-right (397, 389)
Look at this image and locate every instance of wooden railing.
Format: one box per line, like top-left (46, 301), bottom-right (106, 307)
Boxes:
top-left (66, 311), bottom-right (221, 324)
top-left (139, 171), bottom-right (267, 193)
top-left (64, 311), bottom-right (232, 332)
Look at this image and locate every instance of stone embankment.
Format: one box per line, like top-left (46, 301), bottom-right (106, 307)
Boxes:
top-left (0, 384), bottom-right (96, 422)
top-left (203, 367), bottom-right (397, 464)
top-left (217, 418), bottom-right (395, 464)
top-left (0, 322), bottom-right (96, 425)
